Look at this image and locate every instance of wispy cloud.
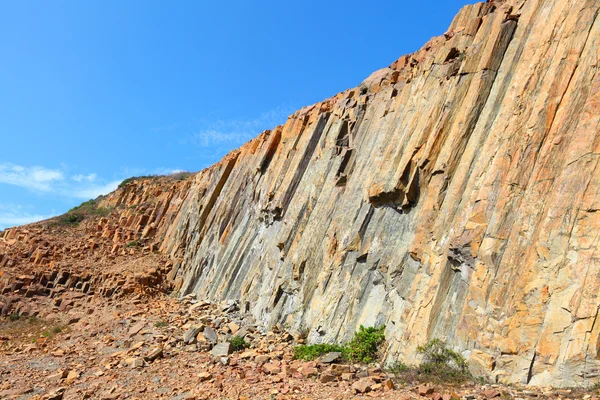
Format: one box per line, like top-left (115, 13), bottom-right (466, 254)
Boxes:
top-left (0, 163), bottom-right (120, 200)
top-left (0, 204), bottom-right (55, 230)
top-left (71, 173), bottom-right (97, 182)
top-left (69, 180), bottom-right (122, 200)
top-left (0, 164), bottom-right (64, 191)
top-left (186, 106), bottom-right (294, 148)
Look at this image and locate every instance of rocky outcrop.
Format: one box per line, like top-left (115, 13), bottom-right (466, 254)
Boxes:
top-left (1, 0), bottom-right (599, 388)
top-left (145, 0), bottom-right (600, 387)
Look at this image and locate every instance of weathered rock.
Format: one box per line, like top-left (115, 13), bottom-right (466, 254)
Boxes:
top-left (144, 347), bottom-right (163, 361)
top-left (201, 326), bottom-right (218, 344)
top-left (137, 0), bottom-right (600, 388)
top-left (65, 370), bottom-right (79, 384)
top-left (319, 352), bottom-right (341, 363)
top-left (418, 385), bottom-right (434, 396)
top-left (183, 325), bottom-right (202, 344)
top-left (198, 371), bottom-right (212, 382)
top-left (211, 342), bottom-right (232, 357)
top-left (352, 378), bottom-right (374, 394)
top-left (125, 357), bottom-right (145, 368)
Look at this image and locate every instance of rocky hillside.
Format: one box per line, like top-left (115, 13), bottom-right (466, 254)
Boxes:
top-left (2, 0), bottom-right (600, 390)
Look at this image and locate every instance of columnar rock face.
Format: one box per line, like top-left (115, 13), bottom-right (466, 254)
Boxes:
top-left (126, 0), bottom-right (600, 387)
top-left (1, 0), bottom-right (591, 388)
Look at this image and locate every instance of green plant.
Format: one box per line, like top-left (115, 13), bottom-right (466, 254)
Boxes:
top-left (154, 321), bottom-right (167, 328)
top-left (415, 339), bottom-right (471, 383)
top-left (294, 343), bottom-right (345, 361)
top-left (52, 196), bottom-right (113, 227)
top-left (9, 313), bottom-right (20, 321)
top-left (118, 175), bottom-right (156, 188)
top-left (343, 325), bottom-right (386, 363)
top-left (126, 241), bottom-right (139, 247)
top-left (387, 361), bottom-right (410, 374)
top-left (228, 336), bottom-right (249, 352)
top-left (417, 339), bottom-right (467, 371)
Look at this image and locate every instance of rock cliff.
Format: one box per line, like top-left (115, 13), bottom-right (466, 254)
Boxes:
top-left (2, 0), bottom-right (600, 388)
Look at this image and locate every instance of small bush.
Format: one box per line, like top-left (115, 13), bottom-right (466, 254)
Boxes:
top-left (169, 171), bottom-right (193, 181)
top-left (60, 213), bottom-right (85, 225)
top-left (228, 336), bottom-right (249, 352)
top-left (343, 325), bottom-right (386, 363)
top-left (417, 339), bottom-right (467, 371)
top-left (126, 241), bottom-right (139, 248)
top-left (387, 361), bottom-right (410, 374)
top-left (293, 325), bottom-right (386, 363)
top-left (294, 343), bottom-right (345, 361)
top-left (118, 175), bottom-right (156, 188)
top-left (415, 339), bottom-right (471, 383)
top-left (53, 196), bottom-right (112, 227)
top-left (154, 321), bottom-right (167, 328)
top-left (9, 313), bottom-right (20, 321)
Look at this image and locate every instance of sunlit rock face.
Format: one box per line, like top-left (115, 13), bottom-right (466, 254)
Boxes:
top-left (111, 0), bottom-right (600, 387)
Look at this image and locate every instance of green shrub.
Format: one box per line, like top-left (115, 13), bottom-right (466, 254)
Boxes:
top-left (9, 313), bottom-right (20, 321)
top-left (293, 325), bottom-right (386, 363)
top-left (126, 241), bottom-right (139, 248)
top-left (387, 361), bottom-right (410, 374)
top-left (228, 336), bottom-right (250, 352)
top-left (118, 175), bottom-right (156, 188)
top-left (417, 338), bottom-right (467, 371)
top-left (154, 321), bottom-right (167, 328)
top-left (343, 325), bottom-right (386, 363)
top-left (294, 343), bottom-right (345, 361)
top-left (52, 196), bottom-right (112, 227)
top-left (415, 339), bottom-right (471, 382)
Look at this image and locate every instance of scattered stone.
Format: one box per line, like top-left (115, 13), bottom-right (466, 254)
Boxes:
top-left (483, 389), bottom-right (501, 398)
top-left (43, 387), bottom-right (66, 400)
top-left (198, 372), bottom-right (212, 382)
top-left (47, 370), bottom-right (68, 381)
top-left (319, 352), bottom-right (341, 363)
top-left (352, 378), bottom-right (374, 394)
top-left (418, 385), bottom-right (434, 396)
top-left (126, 357), bottom-right (145, 368)
top-left (202, 326), bottom-right (218, 344)
top-left (383, 379), bottom-right (395, 390)
top-left (320, 373), bottom-right (336, 383)
top-left (183, 325), bottom-right (202, 344)
top-left (128, 321), bottom-right (146, 337)
top-left (255, 355), bottom-right (270, 364)
top-left (66, 370), bottom-right (79, 384)
top-left (145, 347), bottom-right (163, 361)
top-left (211, 342), bottom-right (232, 357)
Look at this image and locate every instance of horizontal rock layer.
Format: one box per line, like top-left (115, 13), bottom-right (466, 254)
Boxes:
top-left (99, 0), bottom-right (600, 387)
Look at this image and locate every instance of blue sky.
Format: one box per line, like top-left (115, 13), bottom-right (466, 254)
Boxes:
top-left (0, 0), bottom-right (471, 230)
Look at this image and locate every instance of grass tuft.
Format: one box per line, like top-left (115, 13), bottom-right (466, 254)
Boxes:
top-left (228, 335), bottom-right (250, 352)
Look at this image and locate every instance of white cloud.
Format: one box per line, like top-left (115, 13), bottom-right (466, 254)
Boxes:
top-left (69, 180), bottom-right (121, 200)
top-left (0, 164), bottom-right (64, 191)
top-left (0, 204), bottom-right (55, 230)
top-left (188, 106), bottom-right (293, 147)
top-left (71, 173), bottom-right (97, 182)
top-left (0, 163), bottom-right (120, 200)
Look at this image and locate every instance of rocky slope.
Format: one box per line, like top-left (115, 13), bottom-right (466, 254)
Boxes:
top-left (3, 0), bottom-right (600, 389)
